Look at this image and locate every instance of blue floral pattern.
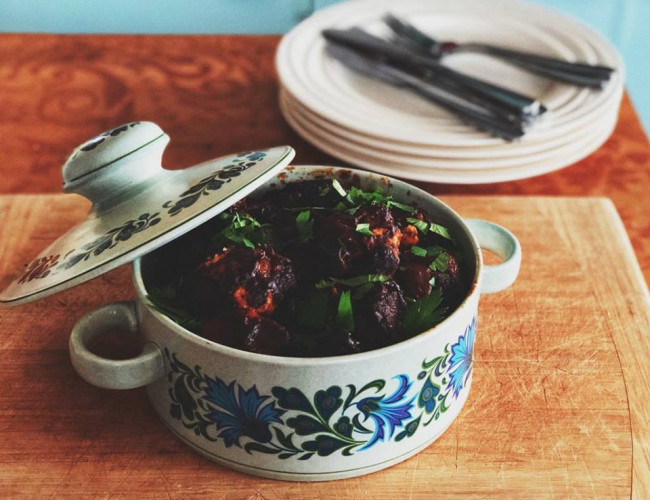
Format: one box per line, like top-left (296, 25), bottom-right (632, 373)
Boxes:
top-left (165, 317), bottom-right (477, 460)
top-left (447, 317), bottom-right (476, 397)
top-left (203, 377), bottom-right (284, 447)
top-left (356, 375), bottom-right (414, 449)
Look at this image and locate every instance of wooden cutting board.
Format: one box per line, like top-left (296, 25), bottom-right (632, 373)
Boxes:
top-left (0, 195), bottom-right (648, 498)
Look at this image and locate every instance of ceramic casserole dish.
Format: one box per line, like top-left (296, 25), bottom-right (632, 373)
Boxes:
top-left (1, 123), bottom-right (521, 481)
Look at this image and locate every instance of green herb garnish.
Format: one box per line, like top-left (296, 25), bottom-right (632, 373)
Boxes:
top-left (410, 245), bottom-right (445, 258)
top-left (346, 186), bottom-right (388, 206)
top-left (147, 285), bottom-right (202, 331)
top-left (429, 252), bottom-right (449, 272)
top-left (356, 223), bottom-right (374, 237)
top-left (315, 274), bottom-right (391, 289)
top-left (213, 212), bottom-right (269, 248)
top-left (402, 288), bottom-right (446, 337)
top-left (386, 200), bottom-right (416, 213)
top-left (406, 217), bottom-right (429, 233)
top-left (336, 290), bottom-right (355, 331)
top-left (296, 290), bottom-right (329, 329)
top-left (295, 210), bottom-right (314, 243)
top-left (410, 245), bottom-right (428, 257)
top-left (406, 217), bottom-right (453, 242)
top-left (332, 179), bottom-right (348, 197)
top-left (429, 223), bottom-right (452, 240)
top-left (330, 180), bottom-right (416, 214)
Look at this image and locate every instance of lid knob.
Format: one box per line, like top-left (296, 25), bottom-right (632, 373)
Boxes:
top-left (62, 121), bottom-right (170, 205)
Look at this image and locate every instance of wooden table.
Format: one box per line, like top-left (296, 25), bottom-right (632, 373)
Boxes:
top-left (1, 194), bottom-right (649, 499)
top-left (0, 34), bottom-right (649, 498)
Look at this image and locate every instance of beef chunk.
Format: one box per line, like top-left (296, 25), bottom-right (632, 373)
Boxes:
top-left (431, 253), bottom-right (465, 309)
top-left (396, 262), bottom-right (433, 300)
top-left (315, 212), bottom-right (365, 276)
top-left (315, 205), bottom-right (403, 277)
top-left (370, 242), bottom-right (400, 276)
top-left (198, 246), bottom-right (296, 316)
top-left (354, 281), bottom-right (407, 349)
top-left (355, 205), bottom-right (401, 275)
top-left (243, 317), bottom-right (291, 355)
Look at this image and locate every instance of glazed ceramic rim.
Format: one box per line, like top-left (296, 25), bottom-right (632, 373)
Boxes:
top-left (131, 165), bottom-right (483, 366)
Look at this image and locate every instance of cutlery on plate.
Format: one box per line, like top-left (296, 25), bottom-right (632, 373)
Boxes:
top-left (322, 28), bottom-right (545, 118)
top-left (325, 42), bottom-right (526, 141)
top-left (383, 13), bottom-right (614, 88)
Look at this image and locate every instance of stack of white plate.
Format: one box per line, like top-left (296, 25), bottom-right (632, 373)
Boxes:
top-left (276, 0), bottom-right (624, 184)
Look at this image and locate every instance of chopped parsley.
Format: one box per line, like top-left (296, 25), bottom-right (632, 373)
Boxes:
top-left (429, 223), bottom-right (452, 240)
top-left (406, 217), bottom-right (430, 233)
top-left (429, 252), bottom-right (449, 273)
top-left (332, 178), bottom-right (348, 197)
top-left (296, 290), bottom-right (329, 329)
top-left (315, 274), bottom-right (391, 289)
top-left (213, 212), bottom-right (269, 248)
top-left (411, 245), bottom-right (445, 258)
top-left (406, 217), bottom-right (453, 242)
top-left (356, 223), bottom-right (374, 237)
top-left (319, 184), bottom-right (332, 197)
top-left (386, 200), bottom-right (416, 213)
top-left (410, 245), bottom-right (428, 257)
top-left (402, 288), bottom-right (447, 337)
top-left (295, 210), bottom-right (314, 243)
top-left (330, 179), bottom-right (416, 214)
top-left (147, 285), bottom-right (202, 331)
top-left (336, 290), bottom-right (355, 331)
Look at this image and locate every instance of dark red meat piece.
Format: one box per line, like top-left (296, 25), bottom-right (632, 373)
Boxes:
top-left (355, 205), bottom-right (402, 275)
top-left (243, 316), bottom-right (291, 355)
top-left (198, 246), bottom-right (296, 316)
top-left (315, 212), bottom-right (364, 276)
top-left (314, 204), bottom-right (403, 277)
top-left (431, 253), bottom-right (465, 309)
top-left (396, 262), bottom-right (433, 300)
top-left (354, 281), bottom-right (407, 349)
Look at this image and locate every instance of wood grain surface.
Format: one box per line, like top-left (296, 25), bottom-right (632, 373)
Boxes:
top-left (0, 194), bottom-right (649, 498)
top-left (0, 34), bottom-right (648, 286)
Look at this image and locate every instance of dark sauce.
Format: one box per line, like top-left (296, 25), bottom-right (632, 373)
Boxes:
top-left (144, 180), bottom-right (470, 357)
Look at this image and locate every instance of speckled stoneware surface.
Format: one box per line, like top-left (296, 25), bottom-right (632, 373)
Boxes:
top-left (0, 122), bottom-right (294, 305)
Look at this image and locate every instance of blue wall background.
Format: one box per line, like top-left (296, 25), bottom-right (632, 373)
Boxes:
top-left (1, 0), bottom-right (647, 133)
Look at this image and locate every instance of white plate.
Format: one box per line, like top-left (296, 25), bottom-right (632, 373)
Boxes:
top-left (280, 90), bottom-right (620, 184)
top-left (278, 0), bottom-right (622, 143)
top-left (281, 88), bottom-right (621, 170)
top-left (276, 0), bottom-right (624, 148)
top-left (281, 86), bottom-right (619, 161)
top-left (291, 16), bottom-right (589, 132)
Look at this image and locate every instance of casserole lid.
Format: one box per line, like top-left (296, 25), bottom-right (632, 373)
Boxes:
top-left (0, 122), bottom-right (295, 305)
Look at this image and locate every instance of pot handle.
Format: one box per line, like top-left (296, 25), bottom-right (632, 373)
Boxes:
top-left (464, 219), bottom-right (521, 294)
top-left (69, 301), bottom-right (165, 390)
